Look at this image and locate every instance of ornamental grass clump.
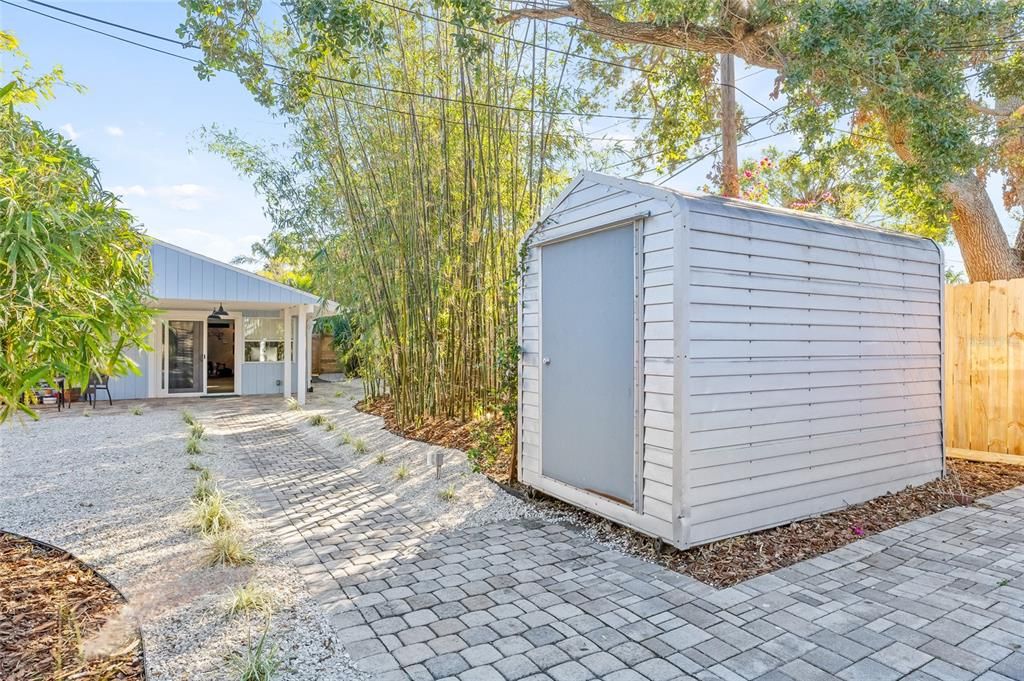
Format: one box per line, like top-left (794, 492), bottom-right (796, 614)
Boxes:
top-left (230, 625), bottom-right (279, 681)
top-left (131, 406), bottom-right (143, 416)
top-left (226, 582), bottom-right (275, 616)
top-left (395, 464), bottom-right (410, 481)
top-left (185, 436), bottom-right (202, 455)
top-left (307, 413), bottom-right (327, 427)
top-left (353, 438), bottom-right (368, 455)
top-left (438, 485), bottom-right (457, 502)
top-left (204, 531), bottom-right (254, 567)
top-left (190, 490), bottom-right (236, 535)
top-left (190, 422), bottom-right (205, 440)
top-left (284, 397), bottom-right (301, 411)
top-left (187, 458), bottom-right (204, 472)
top-left (193, 476), bottom-right (217, 502)
top-left (182, 410), bottom-right (196, 426)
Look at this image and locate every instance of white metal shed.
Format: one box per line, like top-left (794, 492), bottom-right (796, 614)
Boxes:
top-left (518, 171), bottom-right (945, 549)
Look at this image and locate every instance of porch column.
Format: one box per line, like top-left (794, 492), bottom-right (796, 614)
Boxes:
top-left (282, 306), bottom-right (292, 398)
top-left (296, 304), bottom-right (307, 405)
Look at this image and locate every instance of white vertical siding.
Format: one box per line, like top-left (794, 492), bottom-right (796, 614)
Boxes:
top-left (683, 202), bottom-right (944, 545)
top-left (520, 177), bottom-right (679, 539)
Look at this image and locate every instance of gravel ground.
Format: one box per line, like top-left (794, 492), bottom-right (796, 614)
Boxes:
top-left (0, 399), bottom-right (363, 681)
top-left (288, 379), bottom-right (542, 531)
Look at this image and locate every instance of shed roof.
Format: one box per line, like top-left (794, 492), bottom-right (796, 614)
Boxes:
top-left (149, 238), bottom-right (322, 306)
top-left (538, 171), bottom-right (936, 250)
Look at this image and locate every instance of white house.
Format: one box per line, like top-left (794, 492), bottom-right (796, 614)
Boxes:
top-left (107, 238), bottom-right (332, 403)
top-left (519, 172), bottom-right (944, 550)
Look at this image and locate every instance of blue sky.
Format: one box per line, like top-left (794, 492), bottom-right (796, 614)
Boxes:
top-left (3, 0), bottom-right (285, 265)
top-left (3, 0), bottom-right (998, 274)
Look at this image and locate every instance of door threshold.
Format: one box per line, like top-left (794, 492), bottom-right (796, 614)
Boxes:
top-left (201, 393), bottom-right (240, 398)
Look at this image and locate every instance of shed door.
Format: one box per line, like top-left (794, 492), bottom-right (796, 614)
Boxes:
top-left (540, 223), bottom-right (637, 505)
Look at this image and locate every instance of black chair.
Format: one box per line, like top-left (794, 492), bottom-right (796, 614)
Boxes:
top-left (85, 374), bottom-right (112, 408)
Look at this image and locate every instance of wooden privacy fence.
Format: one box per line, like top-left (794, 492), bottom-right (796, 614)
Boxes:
top-left (944, 278), bottom-right (1024, 459)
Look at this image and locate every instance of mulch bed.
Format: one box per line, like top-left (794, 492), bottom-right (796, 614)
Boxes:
top-left (0, 532), bottom-right (144, 680)
top-left (357, 395), bottom-right (479, 451)
top-left (354, 395), bottom-right (1024, 587)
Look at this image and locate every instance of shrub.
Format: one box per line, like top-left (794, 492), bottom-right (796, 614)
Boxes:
top-left (185, 436), bottom-right (202, 455)
top-left (190, 491), bottom-right (236, 535)
top-left (190, 422), bottom-right (206, 440)
top-left (438, 485), bottom-right (457, 502)
top-left (395, 464), bottom-right (410, 481)
top-left (374, 453), bottom-right (386, 464)
top-left (284, 397), bottom-right (301, 411)
top-left (230, 625), bottom-right (279, 681)
top-left (226, 582), bottom-right (275, 616)
top-left (353, 438), bottom-right (368, 455)
top-left (131, 406), bottom-right (143, 416)
top-left (182, 410), bottom-right (196, 426)
top-left (204, 532), bottom-right (254, 567)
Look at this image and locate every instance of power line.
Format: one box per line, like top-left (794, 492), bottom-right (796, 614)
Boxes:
top-left (6, 0), bottom-right (656, 121)
top-left (365, 0), bottom-right (657, 75)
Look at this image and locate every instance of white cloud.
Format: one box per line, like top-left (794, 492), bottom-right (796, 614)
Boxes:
top-left (105, 125), bottom-right (124, 137)
top-left (107, 183), bottom-right (214, 210)
top-left (110, 184), bottom-right (148, 197)
top-left (60, 123), bottom-right (79, 141)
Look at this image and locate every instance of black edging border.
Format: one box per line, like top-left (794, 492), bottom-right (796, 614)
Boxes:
top-left (1, 529), bottom-right (150, 680)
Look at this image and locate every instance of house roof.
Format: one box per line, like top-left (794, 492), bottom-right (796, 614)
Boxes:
top-left (149, 238), bottom-right (324, 307)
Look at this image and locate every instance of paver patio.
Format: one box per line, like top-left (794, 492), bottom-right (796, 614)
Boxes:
top-left (216, 401), bottom-right (1024, 681)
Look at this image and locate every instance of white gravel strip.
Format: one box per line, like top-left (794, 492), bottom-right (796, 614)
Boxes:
top-left (284, 379), bottom-right (544, 530)
top-left (0, 399), bottom-right (363, 681)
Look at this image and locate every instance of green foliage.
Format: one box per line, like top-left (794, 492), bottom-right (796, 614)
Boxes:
top-left (438, 484), bottom-right (457, 502)
top-left (190, 422), bottom-right (206, 439)
top-left (0, 32), bottom-right (154, 423)
top-left (395, 463), bottom-right (409, 481)
top-left (352, 438), bottom-right (368, 455)
top-left (185, 436), bottom-right (202, 455)
top-left (313, 314), bottom-right (359, 374)
top-left (180, 3), bottom-right (582, 428)
top-left (131, 406), bottom-right (143, 416)
top-left (373, 453), bottom-right (385, 464)
top-left (182, 410), bottom-right (196, 426)
top-left (187, 457), bottom-right (205, 472)
top-left (307, 413), bottom-right (327, 427)
top-left (229, 623), bottom-right (280, 681)
top-left (284, 396), bottom-right (301, 411)
top-left (190, 490), bottom-right (237, 535)
top-left (193, 476), bottom-right (217, 502)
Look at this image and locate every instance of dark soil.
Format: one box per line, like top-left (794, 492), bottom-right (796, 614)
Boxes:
top-left (354, 396), bottom-right (1024, 587)
top-left (0, 532), bottom-right (144, 680)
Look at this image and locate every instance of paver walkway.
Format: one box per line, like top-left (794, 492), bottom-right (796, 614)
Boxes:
top-left (219, 402), bottom-right (1024, 681)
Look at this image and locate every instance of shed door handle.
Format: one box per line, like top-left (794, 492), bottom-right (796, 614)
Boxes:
top-left (543, 357), bottom-right (551, 365)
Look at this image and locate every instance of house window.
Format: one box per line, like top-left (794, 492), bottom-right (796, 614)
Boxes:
top-left (244, 317), bottom-right (285, 362)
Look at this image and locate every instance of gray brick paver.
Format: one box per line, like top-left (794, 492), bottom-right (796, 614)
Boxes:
top-left (219, 398), bottom-right (1024, 681)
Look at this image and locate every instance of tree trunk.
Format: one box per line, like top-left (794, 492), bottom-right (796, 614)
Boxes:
top-left (944, 174), bottom-right (1024, 282)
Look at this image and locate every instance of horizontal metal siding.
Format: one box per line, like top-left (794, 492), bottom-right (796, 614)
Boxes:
top-left (521, 186), bottom-right (677, 533)
top-left (684, 205), bottom-right (943, 546)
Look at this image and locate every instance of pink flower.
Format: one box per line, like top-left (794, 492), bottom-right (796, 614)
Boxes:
top-left (743, 170), bottom-right (754, 178)
top-left (852, 525), bottom-right (865, 536)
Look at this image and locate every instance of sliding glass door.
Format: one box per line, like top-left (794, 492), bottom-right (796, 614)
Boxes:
top-left (165, 320), bottom-right (204, 394)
